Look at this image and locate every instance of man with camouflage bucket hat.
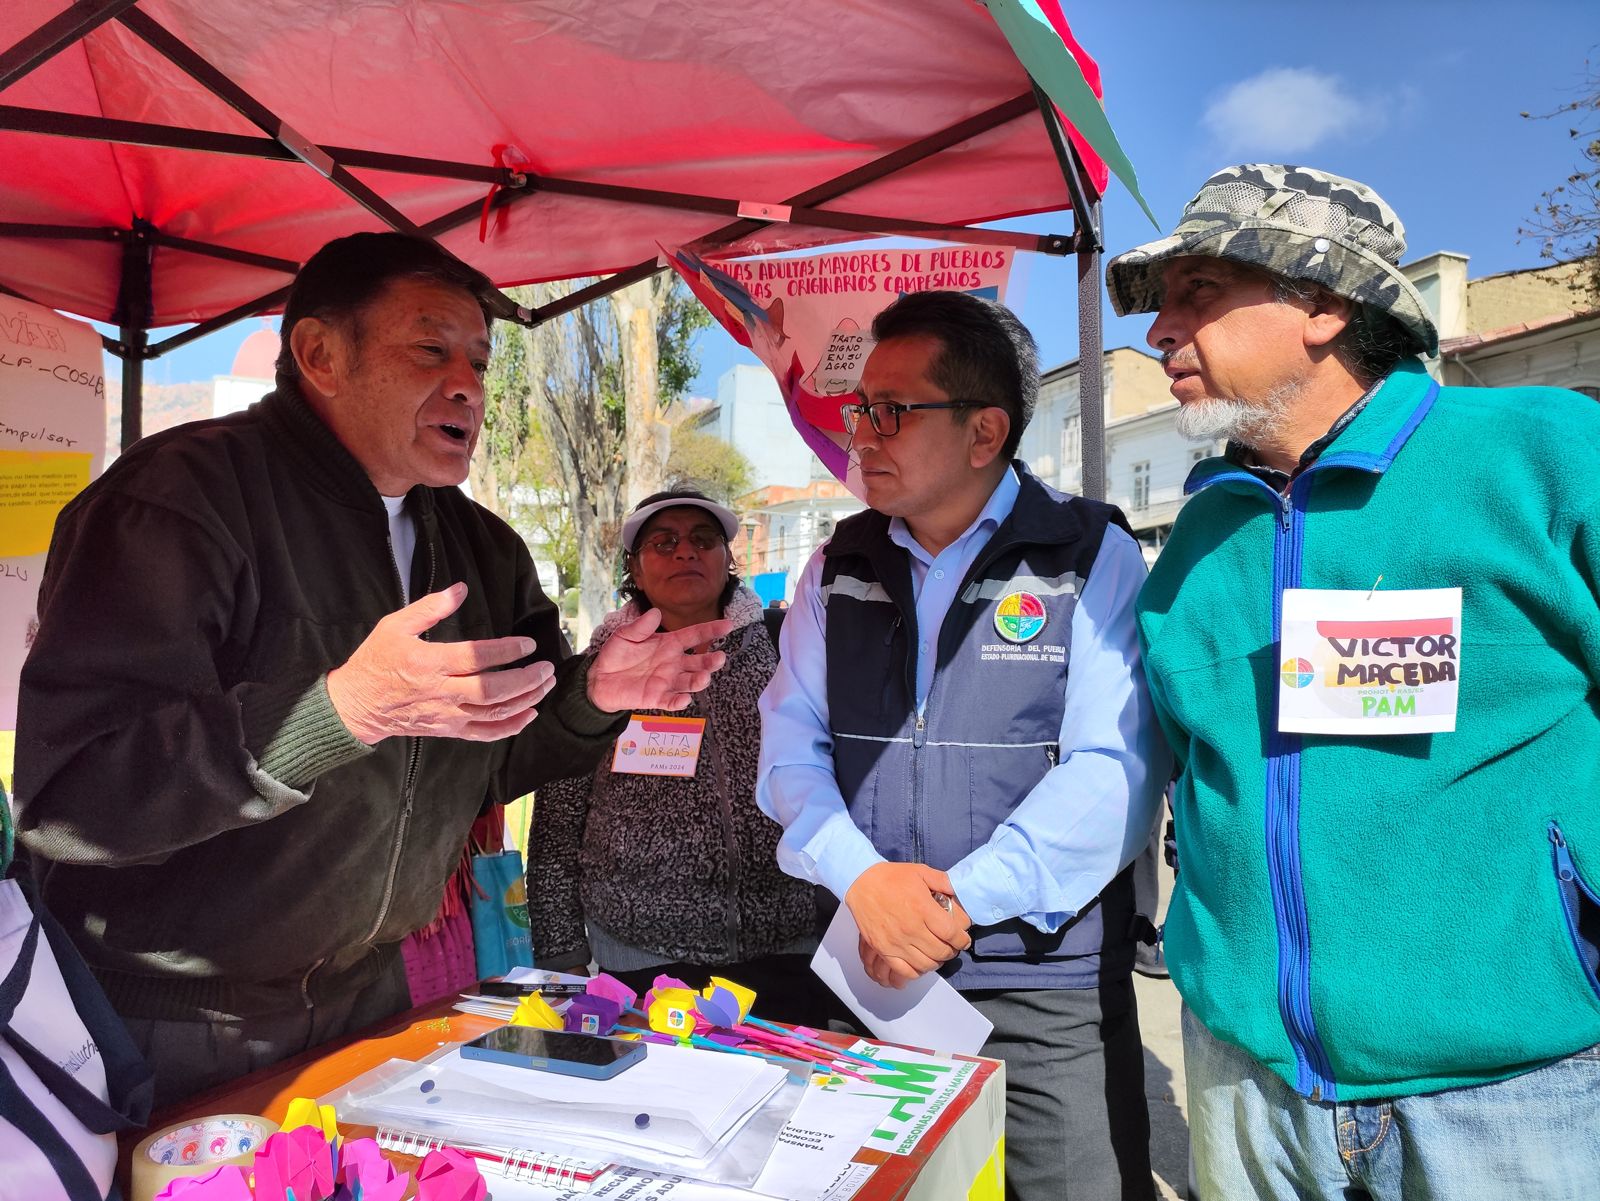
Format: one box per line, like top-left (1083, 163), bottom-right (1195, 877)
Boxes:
top-left (1115, 165), bottom-right (1600, 1198)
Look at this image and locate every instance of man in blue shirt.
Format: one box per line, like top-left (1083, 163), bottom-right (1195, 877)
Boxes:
top-left (758, 290), bottom-right (1169, 1199)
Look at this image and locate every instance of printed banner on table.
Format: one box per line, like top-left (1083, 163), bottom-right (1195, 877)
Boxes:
top-left (664, 243), bottom-right (1012, 497)
top-left (825, 1039), bottom-right (982, 1156)
top-left (1277, 587), bottom-right (1461, 736)
top-left (0, 297), bottom-right (107, 729)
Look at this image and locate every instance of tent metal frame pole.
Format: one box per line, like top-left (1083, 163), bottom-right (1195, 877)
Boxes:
top-left (517, 92), bottom-right (1046, 327)
top-left (0, 222), bottom-right (121, 243)
top-left (146, 286), bottom-right (293, 359)
top-left (1032, 81), bottom-right (1106, 501)
top-left (0, 221), bottom-right (298, 274)
top-left (147, 230), bottom-right (298, 274)
top-left (114, 8), bottom-right (533, 326)
top-left (112, 220), bottom-right (154, 451)
top-left (0, 101), bottom-right (1068, 254)
top-left (0, 105), bottom-right (516, 185)
top-left (0, 0), bottom-right (141, 92)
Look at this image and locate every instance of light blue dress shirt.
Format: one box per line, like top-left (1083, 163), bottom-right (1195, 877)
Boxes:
top-left (756, 466), bottom-right (1170, 932)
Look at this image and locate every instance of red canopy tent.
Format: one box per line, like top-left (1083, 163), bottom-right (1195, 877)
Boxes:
top-left (0, 0), bottom-right (1133, 496)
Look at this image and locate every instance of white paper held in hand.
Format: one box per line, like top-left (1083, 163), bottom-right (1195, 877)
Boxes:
top-left (810, 905), bottom-right (992, 1055)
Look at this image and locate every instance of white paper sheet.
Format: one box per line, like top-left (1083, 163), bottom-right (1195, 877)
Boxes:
top-left (750, 1088), bottom-right (894, 1200)
top-left (473, 1085), bottom-right (892, 1201)
top-left (809, 907), bottom-right (993, 1056)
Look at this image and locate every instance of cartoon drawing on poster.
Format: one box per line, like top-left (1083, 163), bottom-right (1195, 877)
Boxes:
top-left (1277, 587), bottom-right (1462, 735)
top-left (0, 297), bottom-right (107, 730)
top-left (663, 244), bottom-right (1012, 498)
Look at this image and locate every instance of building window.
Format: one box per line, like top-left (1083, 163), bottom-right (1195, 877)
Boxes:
top-left (1132, 461), bottom-right (1150, 511)
top-left (1062, 417), bottom-right (1081, 471)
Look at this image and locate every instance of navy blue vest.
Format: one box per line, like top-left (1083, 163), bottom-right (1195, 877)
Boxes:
top-left (821, 466), bottom-right (1137, 989)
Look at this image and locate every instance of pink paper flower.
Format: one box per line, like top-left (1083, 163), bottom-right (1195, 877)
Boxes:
top-left (152, 1165), bottom-right (253, 1201)
top-left (252, 1126), bottom-right (335, 1201)
top-left (584, 972), bottom-right (638, 1011)
top-left (336, 1139), bottom-right (409, 1201)
top-left (415, 1147), bottom-right (487, 1201)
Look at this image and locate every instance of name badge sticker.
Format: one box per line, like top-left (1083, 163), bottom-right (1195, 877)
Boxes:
top-left (611, 714), bottom-right (707, 777)
top-left (1277, 587), bottom-right (1461, 736)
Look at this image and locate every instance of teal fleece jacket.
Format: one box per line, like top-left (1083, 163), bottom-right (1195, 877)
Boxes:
top-left (1138, 360), bottom-right (1600, 1101)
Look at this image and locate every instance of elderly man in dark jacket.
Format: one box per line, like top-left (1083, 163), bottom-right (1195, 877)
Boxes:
top-left (14, 233), bottom-right (730, 1106)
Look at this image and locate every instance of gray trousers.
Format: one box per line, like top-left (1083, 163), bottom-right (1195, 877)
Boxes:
top-left (123, 953), bottom-right (413, 1109)
top-left (967, 978), bottom-right (1156, 1201)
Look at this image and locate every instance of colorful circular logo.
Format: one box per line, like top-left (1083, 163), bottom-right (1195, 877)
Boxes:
top-left (1280, 658), bottom-right (1316, 688)
top-left (620, 740), bottom-right (637, 755)
top-left (994, 591), bottom-right (1047, 643)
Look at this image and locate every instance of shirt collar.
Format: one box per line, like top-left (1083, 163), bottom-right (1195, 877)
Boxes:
top-left (887, 464), bottom-right (1021, 565)
top-left (1227, 380), bottom-right (1380, 492)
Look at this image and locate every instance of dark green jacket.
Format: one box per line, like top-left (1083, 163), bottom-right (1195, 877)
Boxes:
top-left (14, 385), bottom-right (622, 1020)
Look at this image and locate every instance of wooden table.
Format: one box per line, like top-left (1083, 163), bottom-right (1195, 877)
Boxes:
top-left (119, 998), bottom-right (1005, 1201)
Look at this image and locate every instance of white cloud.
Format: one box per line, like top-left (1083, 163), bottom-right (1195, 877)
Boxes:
top-left (1203, 68), bottom-right (1372, 156)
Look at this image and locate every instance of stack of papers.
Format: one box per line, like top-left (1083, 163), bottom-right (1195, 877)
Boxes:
top-left (453, 967), bottom-right (590, 1021)
top-left (334, 1043), bottom-right (798, 1186)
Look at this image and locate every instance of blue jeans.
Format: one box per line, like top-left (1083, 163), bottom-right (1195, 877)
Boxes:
top-left (1183, 1007), bottom-right (1600, 1200)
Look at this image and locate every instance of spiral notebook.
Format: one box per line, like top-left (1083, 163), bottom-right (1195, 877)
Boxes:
top-left (375, 1126), bottom-right (612, 1191)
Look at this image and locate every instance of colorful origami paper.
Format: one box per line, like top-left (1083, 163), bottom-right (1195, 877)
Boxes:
top-left (584, 973), bottom-right (638, 1012)
top-left (415, 1148), bottom-right (487, 1201)
top-left (706, 977), bottom-right (757, 1023)
top-left (694, 986), bottom-right (743, 1030)
top-left (252, 1126), bottom-right (335, 1201)
top-left (280, 1097), bottom-right (339, 1142)
top-left (333, 1138), bottom-right (409, 1201)
top-left (563, 993), bottom-right (622, 1036)
top-left (645, 986), bottom-right (702, 1037)
top-left (509, 991), bottom-right (563, 1030)
top-left (151, 1165), bottom-right (254, 1201)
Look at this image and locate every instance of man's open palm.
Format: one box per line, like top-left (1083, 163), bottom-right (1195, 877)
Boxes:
top-left (587, 606), bottom-right (733, 713)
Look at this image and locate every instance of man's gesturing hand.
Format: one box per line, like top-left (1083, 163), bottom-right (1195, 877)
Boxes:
top-left (587, 607), bottom-right (734, 713)
top-left (327, 582), bottom-right (555, 745)
top-left (845, 862), bottom-right (972, 989)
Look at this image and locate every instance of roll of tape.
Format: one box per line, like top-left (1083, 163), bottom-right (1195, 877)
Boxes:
top-left (129, 1114), bottom-right (278, 1201)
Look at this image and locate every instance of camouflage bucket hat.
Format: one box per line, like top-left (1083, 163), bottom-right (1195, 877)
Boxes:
top-left (1105, 164), bottom-right (1438, 356)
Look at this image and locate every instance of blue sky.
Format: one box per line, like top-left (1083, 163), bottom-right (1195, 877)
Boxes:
top-left (112, 1), bottom-right (1596, 393)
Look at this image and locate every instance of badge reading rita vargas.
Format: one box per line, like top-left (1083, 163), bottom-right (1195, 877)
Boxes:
top-left (1277, 587), bottom-right (1461, 735)
top-left (611, 714), bottom-right (707, 777)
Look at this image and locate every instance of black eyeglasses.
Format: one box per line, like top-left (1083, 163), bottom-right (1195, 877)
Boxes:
top-left (839, 399), bottom-right (982, 437)
top-left (635, 529), bottom-right (726, 556)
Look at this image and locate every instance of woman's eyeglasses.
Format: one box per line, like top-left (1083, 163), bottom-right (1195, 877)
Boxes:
top-left (635, 529), bottom-right (726, 556)
top-left (839, 399), bottom-right (981, 437)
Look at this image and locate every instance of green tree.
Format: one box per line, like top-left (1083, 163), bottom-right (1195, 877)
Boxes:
top-left (664, 426), bottom-right (755, 504)
top-left (1521, 51), bottom-right (1600, 304)
top-left (475, 275), bottom-right (708, 639)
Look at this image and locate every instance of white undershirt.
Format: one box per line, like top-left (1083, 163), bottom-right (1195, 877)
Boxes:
top-left (382, 494), bottom-right (416, 604)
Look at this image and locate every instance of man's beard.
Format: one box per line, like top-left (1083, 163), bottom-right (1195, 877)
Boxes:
top-left (1174, 382), bottom-right (1300, 449)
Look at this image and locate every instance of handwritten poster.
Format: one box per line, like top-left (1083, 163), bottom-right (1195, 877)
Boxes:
top-left (664, 244), bottom-right (1012, 496)
top-left (1277, 587), bottom-right (1462, 735)
top-left (0, 297), bottom-right (107, 729)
